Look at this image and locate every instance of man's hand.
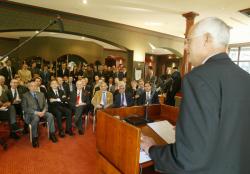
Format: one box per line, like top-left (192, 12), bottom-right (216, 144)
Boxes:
top-left (96, 104), bottom-right (103, 109)
top-left (37, 111), bottom-right (45, 117)
top-left (141, 135), bottom-right (157, 154)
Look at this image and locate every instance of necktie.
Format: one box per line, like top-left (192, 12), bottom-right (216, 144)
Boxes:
top-left (121, 93), bottom-right (124, 107)
top-left (13, 89), bottom-right (17, 99)
top-left (33, 93), bottom-right (41, 111)
top-left (55, 90), bottom-right (59, 98)
top-left (102, 92), bottom-right (107, 106)
top-left (76, 91), bottom-right (80, 105)
top-left (8, 67), bottom-right (12, 79)
top-left (146, 92), bottom-right (150, 103)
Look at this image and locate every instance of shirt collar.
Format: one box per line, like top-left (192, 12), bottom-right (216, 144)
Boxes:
top-left (202, 53), bottom-right (220, 64)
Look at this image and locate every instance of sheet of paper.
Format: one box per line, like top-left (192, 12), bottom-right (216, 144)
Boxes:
top-left (139, 149), bottom-right (151, 164)
top-left (135, 69), bottom-right (142, 81)
top-left (147, 120), bottom-right (176, 144)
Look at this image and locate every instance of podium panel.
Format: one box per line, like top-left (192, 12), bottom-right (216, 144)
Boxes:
top-left (96, 104), bottom-right (179, 174)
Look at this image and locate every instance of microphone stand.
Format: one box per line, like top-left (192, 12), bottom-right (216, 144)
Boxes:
top-left (0, 16), bottom-right (61, 61)
top-left (144, 101), bottom-right (153, 123)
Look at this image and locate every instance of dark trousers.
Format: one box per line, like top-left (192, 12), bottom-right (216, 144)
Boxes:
top-left (51, 105), bottom-right (72, 131)
top-left (74, 105), bottom-right (87, 131)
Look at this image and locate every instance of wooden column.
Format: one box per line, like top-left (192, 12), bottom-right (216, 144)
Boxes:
top-left (181, 12), bottom-right (199, 76)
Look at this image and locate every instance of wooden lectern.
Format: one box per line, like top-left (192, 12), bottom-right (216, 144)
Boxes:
top-left (96, 104), bottom-right (179, 174)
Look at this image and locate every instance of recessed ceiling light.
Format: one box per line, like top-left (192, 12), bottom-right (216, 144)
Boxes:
top-left (35, 31), bottom-right (39, 34)
top-left (82, 0), bottom-right (87, 4)
top-left (81, 37), bottom-right (85, 40)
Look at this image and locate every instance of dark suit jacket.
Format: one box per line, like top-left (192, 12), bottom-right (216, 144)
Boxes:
top-left (138, 91), bottom-right (159, 105)
top-left (47, 88), bottom-right (69, 109)
top-left (149, 53), bottom-right (250, 174)
top-left (113, 92), bottom-right (134, 108)
top-left (6, 87), bottom-right (26, 103)
top-left (1, 66), bottom-right (16, 85)
top-left (57, 68), bottom-right (69, 77)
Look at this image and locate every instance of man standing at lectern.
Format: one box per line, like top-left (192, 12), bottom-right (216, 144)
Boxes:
top-left (141, 17), bottom-right (250, 174)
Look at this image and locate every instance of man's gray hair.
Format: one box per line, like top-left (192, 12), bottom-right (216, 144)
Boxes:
top-left (193, 17), bottom-right (230, 47)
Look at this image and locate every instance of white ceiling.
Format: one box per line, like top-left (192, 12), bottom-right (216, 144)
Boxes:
top-left (8, 0), bottom-right (250, 43)
top-left (0, 31), bottom-right (124, 50)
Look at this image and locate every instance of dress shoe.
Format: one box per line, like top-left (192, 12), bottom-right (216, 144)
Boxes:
top-left (10, 132), bottom-right (20, 140)
top-left (11, 123), bottom-right (22, 132)
top-left (78, 129), bottom-right (84, 135)
top-left (65, 130), bottom-right (74, 136)
top-left (32, 137), bottom-right (39, 148)
top-left (49, 133), bottom-right (58, 143)
top-left (59, 130), bottom-right (65, 138)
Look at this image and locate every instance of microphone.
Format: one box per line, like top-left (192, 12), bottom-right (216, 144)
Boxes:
top-left (55, 15), bottom-right (64, 32)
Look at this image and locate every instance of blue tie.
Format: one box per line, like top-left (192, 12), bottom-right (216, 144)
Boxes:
top-left (33, 92), bottom-right (41, 111)
top-left (121, 93), bottom-right (124, 107)
top-left (102, 92), bottom-right (107, 106)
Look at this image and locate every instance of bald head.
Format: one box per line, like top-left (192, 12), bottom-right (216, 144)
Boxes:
top-left (192, 17), bottom-right (230, 47)
top-left (185, 17), bottom-right (230, 67)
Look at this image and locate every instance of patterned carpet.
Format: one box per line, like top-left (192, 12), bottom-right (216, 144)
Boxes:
top-left (0, 122), bottom-right (97, 174)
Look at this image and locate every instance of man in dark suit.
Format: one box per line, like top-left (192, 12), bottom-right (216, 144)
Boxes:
top-left (41, 65), bottom-right (51, 87)
top-left (165, 67), bottom-right (182, 106)
top-left (47, 79), bottom-right (73, 137)
top-left (57, 77), bottom-right (70, 99)
top-left (30, 62), bottom-right (41, 78)
top-left (1, 60), bottom-right (15, 86)
top-left (6, 79), bottom-right (26, 116)
top-left (113, 81), bottom-right (133, 108)
top-left (141, 17), bottom-right (250, 174)
top-left (57, 63), bottom-right (69, 77)
top-left (22, 80), bottom-right (57, 148)
top-left (138, 82), bottom-right (159, 105)
top-left (70, 80), bottom-right (90, 135)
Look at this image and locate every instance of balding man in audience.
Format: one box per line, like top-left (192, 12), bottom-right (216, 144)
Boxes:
top-left (47, 79), bottom-right (73, 137)
top-left (113, 81), bottom-right (133, 108)
top-left (70, 80), bottom-right (90, 135)
top-left (141, 17), bottom-right (250, 174)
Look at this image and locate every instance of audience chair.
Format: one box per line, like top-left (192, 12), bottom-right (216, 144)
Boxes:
top-left (84, 111), bottom-right (96, 133)
top-left (22, 112), bottom-right (50, 143)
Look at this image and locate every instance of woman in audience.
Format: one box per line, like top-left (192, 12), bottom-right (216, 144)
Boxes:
top-left (18, 64), bottom-right (32, 84)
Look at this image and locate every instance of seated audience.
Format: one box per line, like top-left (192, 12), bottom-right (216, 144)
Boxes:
top-left (0, 75), bottom-right (8, 93)
top-left (91, 82), bottom-right (113, 111)
top-left (34, 77), bottom-right (47, 99)
top-left (22, 80), bottom-right (57, 148)
top-left (107, 77), bottom-right (115, 94)
top-left (113, 81), bottom-right (133, 108)
top-left (57, 77), bottom-right (70, 99)
top-left (0, 85), bottom-right (21, 139)
top-left (47, 80), bottom-right (73, 137)
top-left (70, 80), bottom-right (90, 135)
top-left (138, 82), bottom-right (159, 105)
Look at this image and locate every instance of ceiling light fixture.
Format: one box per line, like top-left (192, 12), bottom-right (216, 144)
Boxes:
top-left (81, 37), bottom-right (85, 40)
top-left (35, 31), bottom-right (39, 34)
top-left (82, 0), bottom-right (87, 4)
